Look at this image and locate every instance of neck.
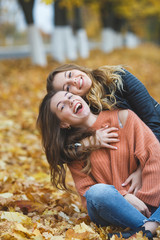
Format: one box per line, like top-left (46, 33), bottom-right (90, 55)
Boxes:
top-left (85, 112), bottom-right (98, 128)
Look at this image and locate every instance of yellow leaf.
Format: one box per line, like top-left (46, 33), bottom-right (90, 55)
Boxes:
top-left (14, 222), bottom-right (32, 236)
top-left (0, 192), bottom-right (13, 198)
top-left (1, 211), bottom-right (32, 224)
top-left (73, 222), bottom-right (95, 233)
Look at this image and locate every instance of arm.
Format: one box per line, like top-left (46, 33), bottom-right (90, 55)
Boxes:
top-left (124, 193), bottom-right (151, 217)
top-left (127, 111), bottom-right (160, 207)
top-left (119, 110), bottom-right (142, 195)
top-left (121, 69), bottom-right (160, 141)
top-left (67, 161), bottom-right (96, 208)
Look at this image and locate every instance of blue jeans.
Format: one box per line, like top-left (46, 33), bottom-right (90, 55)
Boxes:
top-left (84, 184), bottom-right (160, 229)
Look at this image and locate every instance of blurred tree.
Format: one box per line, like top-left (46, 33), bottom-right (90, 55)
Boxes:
top-left (41, 0), bottom-right (160, 51)
top-left (73, 6), bottom-right (89, 58)
top-left (18, 0), bottom-right (47, 66)
top-left (51, 0), bottom-right (77, 62)
top-left (100, 0), bottom-right (117, 53)
top-left (115, 0), bottom-right (160, 45)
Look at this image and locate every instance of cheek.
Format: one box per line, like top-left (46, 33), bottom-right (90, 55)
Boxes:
top-left (86, 77), bottom-right (92, 88)
top-left (53, 79), bottom-right (63, 91)
top-left (70, 86), bottom-right (79, 95)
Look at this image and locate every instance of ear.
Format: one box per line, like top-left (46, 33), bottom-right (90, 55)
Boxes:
top-left (60, 121), bottom-right (70, 129)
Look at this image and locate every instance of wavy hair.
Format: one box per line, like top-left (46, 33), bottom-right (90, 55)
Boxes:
top-left (37, 91), bottom-right (95, 190)
top-left (46, 64), bottom-right (125, 113)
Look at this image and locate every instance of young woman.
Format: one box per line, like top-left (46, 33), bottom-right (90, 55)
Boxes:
top-left (37, 90), bottom-right (160, 239)
top-left (46, 64), bottom-right (160, 141)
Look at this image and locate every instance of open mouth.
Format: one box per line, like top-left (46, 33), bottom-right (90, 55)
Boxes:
top-left (74, 102), bottom-right (83, 114)
top-left (79, 77), bottom-right (83, 89)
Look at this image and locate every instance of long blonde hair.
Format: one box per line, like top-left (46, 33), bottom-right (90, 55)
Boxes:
top-left (47, 64), bottom-right (125, 113)
top-left (86, 65), bottom-right (124, 112)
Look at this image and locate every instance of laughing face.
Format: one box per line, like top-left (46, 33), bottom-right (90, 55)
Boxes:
top-left (50, 91), bottom-right (91, 128)
top-left (52, 69), bottom-right (92, 97)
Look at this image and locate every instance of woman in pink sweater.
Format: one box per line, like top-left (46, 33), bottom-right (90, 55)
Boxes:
top-left (37, 90), bottom-right (160, 239)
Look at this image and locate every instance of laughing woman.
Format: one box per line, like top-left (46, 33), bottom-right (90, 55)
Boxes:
top-left (37, 90), bottom-right (160, 239)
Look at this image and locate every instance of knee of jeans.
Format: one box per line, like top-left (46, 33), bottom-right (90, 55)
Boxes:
top-left (85, 184), bottom-right (116, 203)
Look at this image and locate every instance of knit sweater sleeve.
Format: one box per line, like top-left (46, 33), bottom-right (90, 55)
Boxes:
top-left (122, 69), bottom-right (160, 141)
top-left (128, 111), bottom-right (160, 206)
top-left (68, 161), bottom-right (96, 208)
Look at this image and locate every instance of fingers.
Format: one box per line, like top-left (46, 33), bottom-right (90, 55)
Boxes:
top-left (100, 126), bottom-right (119, 133)
top-left (102, 143), bottom-right (118, 150)
top-left (141, 205), bottom-right (151, 218)
top-left (105, 137), bottom-right (119, 142)
top-left (145, 208), bottom-right (151, 218)
top-left (107, 132), bottom-right (119, 138)
top-left (122, 176), bottom-right (132, 187)
top-left (127, 185), bottom-right (135, 194)
top-left (133, 187), bottom-right (139, 195)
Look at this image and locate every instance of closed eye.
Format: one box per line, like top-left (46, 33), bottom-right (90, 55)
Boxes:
top-left (68, 94), bottom-right (73, 99)
top-left (66, 85), bottom-right (70, 92)
top-left (61, 105), bottom-right (64, 111)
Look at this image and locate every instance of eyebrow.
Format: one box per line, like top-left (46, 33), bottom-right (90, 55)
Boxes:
top-left (56, 92), bottom-right (68, 108)
top-left (63, 72), bottom-right (67, 90)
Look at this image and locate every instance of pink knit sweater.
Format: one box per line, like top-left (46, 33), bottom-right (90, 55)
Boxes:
top-left (68, 110), bottom-right (160, 208)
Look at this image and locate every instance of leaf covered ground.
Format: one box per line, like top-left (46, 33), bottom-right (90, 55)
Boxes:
top-left (0, 43), bottom-right (160, 240)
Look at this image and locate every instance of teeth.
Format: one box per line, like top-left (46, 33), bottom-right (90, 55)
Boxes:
top-left (79, 78), bottom-right (82, 89)
top-left (74, 103), bottom-right (82, 113)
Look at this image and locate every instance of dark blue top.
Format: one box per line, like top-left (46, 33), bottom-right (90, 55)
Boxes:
top-left (101, 69), bottom-right (160, 141)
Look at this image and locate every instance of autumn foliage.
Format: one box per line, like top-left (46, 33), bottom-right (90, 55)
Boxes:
top-left (0, 44), bottom-right (160, 239)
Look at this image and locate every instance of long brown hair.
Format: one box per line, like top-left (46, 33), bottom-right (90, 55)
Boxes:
top-left (37, 91), bottom-right (94, 190)
top-left (46, 64), bottom-right (124, 113)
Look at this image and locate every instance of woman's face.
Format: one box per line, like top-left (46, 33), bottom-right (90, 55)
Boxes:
top-left (50, 91), bottom-right (91, 128)
top-left (52, 69), bottom-right (92, 97)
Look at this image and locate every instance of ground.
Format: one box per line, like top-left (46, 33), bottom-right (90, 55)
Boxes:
top-left (0, 43), bottom-right (160, 239)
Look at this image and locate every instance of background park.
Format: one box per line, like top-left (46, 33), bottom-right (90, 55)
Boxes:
top-left (0, 0), bottom-right (160, 239)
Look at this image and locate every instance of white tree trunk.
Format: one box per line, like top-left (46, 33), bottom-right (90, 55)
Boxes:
top-left (101, 28), bottom-right (115, 53)
top-left (76, 29), bottom-right (89, 59)
top-left (65, 26), bottom-right (77, 61)
top-left (51, 27), bottom-right (66, 63)
top-left (27, 24), bottom-right (47, 66)
top-left (125, 32), bottom-right (140, 48)
top-left (51, 26), bottom-right (77, 63)
top-left (114, 32), bottom-right (124, 49)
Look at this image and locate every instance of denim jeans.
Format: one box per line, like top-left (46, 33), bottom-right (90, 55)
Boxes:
top-left (84, 184), bottom-right (160, 229)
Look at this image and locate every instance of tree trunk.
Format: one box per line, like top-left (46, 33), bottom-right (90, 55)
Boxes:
top-left (18, 0), bottom-right (47, 66)
top-left (113, 16), bottom-right (125, 49)
top-left (51, 0), bottom-right (77, 62)
top-left (100, 1), bottom-right (116, 53)
top-left (27, 24), bottom-right (47, 66)
top-left (124, 24), bottom-right (140, 48)
top-left (73, 7), bottom-right (89, 59)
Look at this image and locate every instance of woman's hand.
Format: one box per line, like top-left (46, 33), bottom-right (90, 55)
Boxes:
top-left (124, 193), bottom-right (151, 218)
top-left (95, 125), bottom-right (119, 149)
top-left (122, 166), bottom-right (142, 195)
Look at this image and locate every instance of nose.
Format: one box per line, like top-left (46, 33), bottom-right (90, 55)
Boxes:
top-left (65, 98), bottom-right (74, 106)
top-left (69, 98), bottom-right (74, 106)
top-left (73, 78), bottom-right (77, 85)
